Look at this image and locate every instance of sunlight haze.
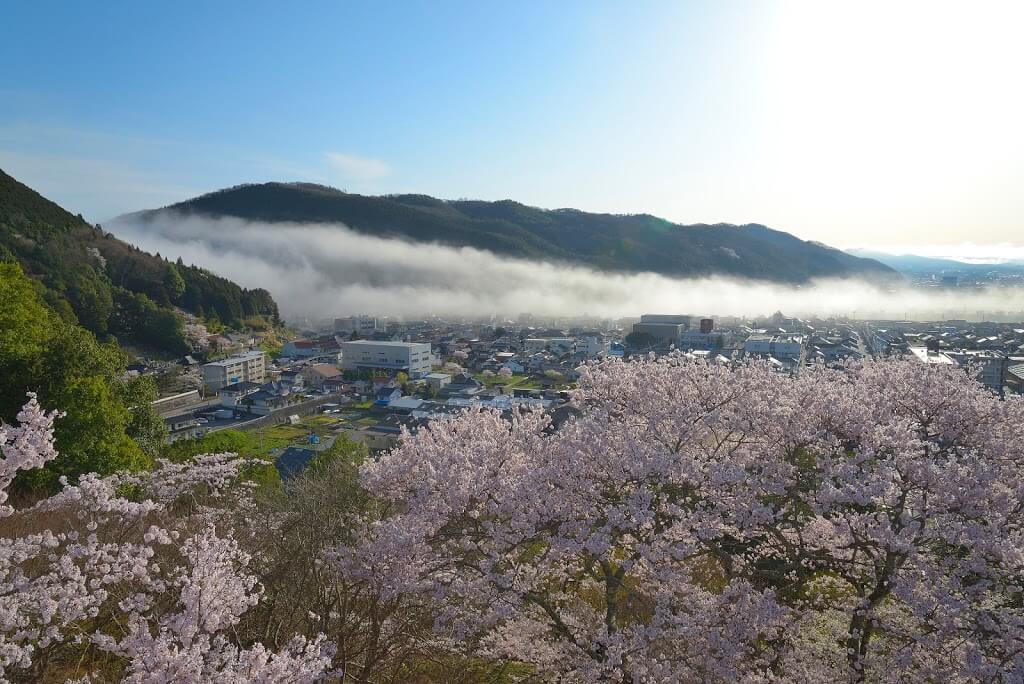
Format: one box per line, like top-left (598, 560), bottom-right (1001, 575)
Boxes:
top-left (1, 0), bottom-right (1021, 250)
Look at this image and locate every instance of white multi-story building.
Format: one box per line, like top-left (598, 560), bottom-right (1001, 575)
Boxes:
top-left (575, 337), bottom-right (610, 358)
top-left (334, 315), bottom-right (381, 337)
top-left (201, 350), bottom-right (266, 392)
top-left (744, 334), bottom-right (805, 359)
top-left (339, 340), bottom-right (432, 378)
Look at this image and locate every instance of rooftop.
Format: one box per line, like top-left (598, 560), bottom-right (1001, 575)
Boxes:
top-left (908, 346), bottom-right (955, 365)
top-left (203, 350), bottom-right (265, 367)
top-left (340, 340), bottom-right (430, 347)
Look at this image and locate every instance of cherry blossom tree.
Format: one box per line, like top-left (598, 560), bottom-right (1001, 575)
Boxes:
top-left (6, 350), bottom-right (1024, 683)
top-left (497, 366), bottom-right (513, 379)
top-left (1, 394), bottom-right (473, 683)
top-left (0, 393), bottom-right (61, 518)
top-left (183, 322), bottom-right (211, 352)
top-left (0, 394), bottom-right (332, 683)
top-left (347, 355), bottom-right (1024, 682)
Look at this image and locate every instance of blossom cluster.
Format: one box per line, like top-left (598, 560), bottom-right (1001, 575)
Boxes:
top-left (5, 353), bottom-right (1024, 683)
top-left (347, 356), bottom-right (1024, 682)
top-left (0, 395), bottom-right (332, 683)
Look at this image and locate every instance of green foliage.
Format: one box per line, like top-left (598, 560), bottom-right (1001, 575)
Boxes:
top-left (67, 269), bottom-right (113, 335)
top-left (258, 338), bottom-right (282, 359)
top-left (0, 263), bottom-right (160, 492)
top-left (161, 429), bottom-right (282, 488)
top-left (0, 262), bottom-right (51, 363)
top-left (306, 434), bottom-right (367, 474)
top-left (204, 313), bottom-right (225, 334)
top-left (116, 375), bottom-right (168, 459)
top-left (163, 262), bottom-right (186, 303)
top-left (242, 315), bottom-right (271, 331)
top-left (22, 376), bottom-right (150, 492)
top-left (110, 289), bottom-right (189, 354)
top-left (242, 461), bottom-right (282, 489)
top-left (161, 429), bottom-right (260, 462)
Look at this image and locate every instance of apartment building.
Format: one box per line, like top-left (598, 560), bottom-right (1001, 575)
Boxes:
top-left (201, 350), bottom-right (266, 392)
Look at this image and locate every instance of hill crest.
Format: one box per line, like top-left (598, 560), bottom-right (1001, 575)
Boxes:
top-left (127, 182), bottom-right (897, 283)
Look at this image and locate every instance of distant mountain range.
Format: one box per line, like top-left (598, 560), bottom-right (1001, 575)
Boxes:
top-left (0, 169), bottom-right (279, 355)
top-left (846, 249), bottom-right (1024, 277)
top-left (124, 182), bottom-right (898, 283)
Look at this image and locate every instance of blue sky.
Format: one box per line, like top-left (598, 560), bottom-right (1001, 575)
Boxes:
top-left (2, 1), bottom-right (1022, 251)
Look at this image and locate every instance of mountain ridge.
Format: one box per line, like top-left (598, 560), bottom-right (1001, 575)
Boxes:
top-left (123, 182), bottom-right (898, 283)
top-left (846, 248), bottom-right (1024, 275)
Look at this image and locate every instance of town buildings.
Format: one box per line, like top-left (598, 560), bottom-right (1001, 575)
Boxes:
top-left (910, 346), bottom-right (1009, 396)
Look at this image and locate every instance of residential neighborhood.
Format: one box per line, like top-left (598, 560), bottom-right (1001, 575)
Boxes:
top-left (132, 308), bottom-right (1024, 482)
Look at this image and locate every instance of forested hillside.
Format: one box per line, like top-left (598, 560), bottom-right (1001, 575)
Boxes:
top-left (0, 169), bottom-right (280, 356)
top-left (129, 181), bottom-right (898, 282)
top-left (0, 262), bottom-right (165, 494)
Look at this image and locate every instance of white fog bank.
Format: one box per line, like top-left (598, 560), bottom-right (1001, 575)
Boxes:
top-left (109, 215), bottom-right (1024, 324)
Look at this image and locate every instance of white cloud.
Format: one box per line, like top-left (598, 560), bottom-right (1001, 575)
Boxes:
top-left (109, 214), bottom-right (1024, 325)
top-left (324, 152), bottom-right (391, 182)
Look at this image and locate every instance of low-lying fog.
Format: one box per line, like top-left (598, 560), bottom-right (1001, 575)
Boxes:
top-left (109, 214), bottom-right (1024, 324)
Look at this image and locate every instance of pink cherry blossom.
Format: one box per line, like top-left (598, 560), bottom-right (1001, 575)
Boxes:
top-left (348, 355), bottom-right (1024, 682)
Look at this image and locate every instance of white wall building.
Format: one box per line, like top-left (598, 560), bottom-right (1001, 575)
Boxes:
top-left (744, 334), bottom-right (805, 359)
top-left (425, 372), bottom-right (452, 390)
top-left (334, 315), bottom-right (381, 337)
top-left (576, 337), bottom-right (610, 358)
top-left (201, 350), bottom-right (266, 392)
top-left (339, 340), bottom-right (432, 378)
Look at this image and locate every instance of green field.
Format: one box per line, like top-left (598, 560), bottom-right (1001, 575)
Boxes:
top-left (164, 412), bottom-right (359, 462)
top-left (471, 373), bottom-right (542, 390)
